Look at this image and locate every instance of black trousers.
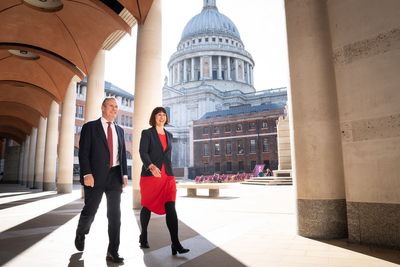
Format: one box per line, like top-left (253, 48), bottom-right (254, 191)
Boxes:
top-left (76, 166), bottom-right (122, 254)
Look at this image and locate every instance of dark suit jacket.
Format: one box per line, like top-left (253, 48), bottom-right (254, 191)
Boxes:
top-left (139, 127), bottom-right (174, 177)
top-left (79, 118), bottom-right (128, 187)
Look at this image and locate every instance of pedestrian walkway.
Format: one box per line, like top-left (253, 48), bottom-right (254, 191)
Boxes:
top-left (0, 183), bottom-right (399, 267)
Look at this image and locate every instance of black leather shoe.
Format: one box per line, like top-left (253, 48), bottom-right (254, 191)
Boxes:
top-left (171, 243), bottom-right (190, 255)
top-left (74, 234), bottom-right (85, 251)
top-left (139, 234), bottom-right (150, 249)
top-left (106, 252), bottom-right (124, 263)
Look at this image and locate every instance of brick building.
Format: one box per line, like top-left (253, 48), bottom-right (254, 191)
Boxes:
top-left (192, 103), bottom-right (285, 177)
top-left (73, 79), bottom-right (134, 177)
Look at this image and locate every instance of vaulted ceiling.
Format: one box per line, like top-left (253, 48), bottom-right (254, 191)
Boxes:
top-left (0, 0), bottom-right (153, 143)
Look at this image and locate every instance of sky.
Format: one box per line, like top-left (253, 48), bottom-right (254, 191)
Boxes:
top-left (104, 0), bottom-right (289, 94)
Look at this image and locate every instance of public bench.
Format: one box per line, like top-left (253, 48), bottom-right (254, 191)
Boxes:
top-left (176, 183), bottom-right (233, 197)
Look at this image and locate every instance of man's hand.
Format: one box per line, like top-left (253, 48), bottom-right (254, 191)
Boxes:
top-left (84, 174), bottom-right (94, 187)
top-left (122, 175), bottom-right (128, 188)
top-left (148, 164), bottom-right (161, 178)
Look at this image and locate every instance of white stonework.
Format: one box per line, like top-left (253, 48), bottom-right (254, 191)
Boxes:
top-left (163, 0), bottom-right (287, 169)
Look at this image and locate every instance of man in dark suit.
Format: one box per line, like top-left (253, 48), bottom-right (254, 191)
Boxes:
top-left (74, 97), bottom-right (128, 264)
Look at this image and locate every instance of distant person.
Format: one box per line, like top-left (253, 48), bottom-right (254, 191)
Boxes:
top-left (265, 168), bottom-right (273, 176)
top-left (74, 97), bottom-right (128, 264)
top-left (138, 107), bottom-right (190, 255)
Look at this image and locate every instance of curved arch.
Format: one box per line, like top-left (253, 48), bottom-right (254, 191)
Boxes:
top-left (0, 81), bottom-right (54, 117)
top-left (0, 102), bottom-right (41, 128)
top-left (0, 132), bottom-right (24, 144)
top-left (0, 115), bottom-right (32, 135)
top-left (0, 126), bottom-right (26, 144)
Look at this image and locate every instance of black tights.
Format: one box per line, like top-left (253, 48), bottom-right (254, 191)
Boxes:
top-left (140, 202), bottom-right (180, 245)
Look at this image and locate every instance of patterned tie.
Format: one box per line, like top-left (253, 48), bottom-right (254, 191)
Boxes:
top-left (107, 122), bottom-right (113, 168)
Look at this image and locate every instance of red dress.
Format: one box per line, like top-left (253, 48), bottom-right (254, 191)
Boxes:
top-left (140, 133), bottom-right (177, 215)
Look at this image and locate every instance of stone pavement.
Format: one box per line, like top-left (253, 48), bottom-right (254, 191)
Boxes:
top-left (0, 182), bottom-right (399, 267)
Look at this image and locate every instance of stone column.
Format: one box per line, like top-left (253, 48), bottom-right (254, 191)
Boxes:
top-left (183, 60), bottom-right (187, 82)
top-left (191, 58), bottom-right (195, 81)
top-left (169, 67), bottom-right (173, 86)
top-left (209, 56), bottom-right (213, 79)
top-left (57, 77), bottom-right (78, 193)
top-left (34, 117), bottom-right (47, 189)
top-left (18, 142), bottom-right (24, 184)
top-left (218, 56), bottom-right (222, 79)
top-left (226, 57), bottom-right (231, 80)
top-left (85, 49), bottom-right (105, 122)
top-left (22, 135), bottom-right (30, 186)
top-left (27, 129), bottom-right (37, 188)
top-left (246, 63), bottom-right (250, 84)
top-left (199, 57), bottom-right (203, 80)
top-left (132, 0), bottom-right (162, 208)
top-left (43, 101), bottom-right (59, 191)
top-left (235, 59), bottom-right (239, 81)
top-left (285, 0), bottom-right (347, 238)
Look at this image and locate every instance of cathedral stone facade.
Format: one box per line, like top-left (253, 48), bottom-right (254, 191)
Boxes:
top-left (162, 0), bottom-right (287, 172)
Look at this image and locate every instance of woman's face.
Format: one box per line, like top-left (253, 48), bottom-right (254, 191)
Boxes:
top-left (155, 112), bottom-right (167, 127)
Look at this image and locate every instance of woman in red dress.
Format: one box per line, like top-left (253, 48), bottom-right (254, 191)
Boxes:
top-left (138, 107), bottom-right (190, 255)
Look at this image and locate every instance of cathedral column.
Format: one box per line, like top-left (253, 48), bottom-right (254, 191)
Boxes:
top-left (246, 63), bottom-right (250, 84)
top-left (27, 128), bottom-right (37, 188)
top-left (85, 49), bottom-right (105, 122)
top-left (57, 77), bottom-right (78, 193)
top-left (34, 117), bottom-right (47, 189)
top-left (183, 59), bottom-right (187, 82)
top-left (191, 58), bottom-right (195, 81)
top-left (285, 0), bottom-right (346, 238)
top-left (199, 57), bottom-right (204, 80)
top-left (177, 61), bottom-right (182, 84)
top-left (43, 101), bottom-right (59, 191)
top-left (226, 57), bottom-right (231, 80)
top-left (132, 0), bottom-right (162, 208)
top-left (218, 56), bottom-right (222, 79)
top-left (235, 58), bottom-right (239, 81)
top-left (209, 56), bottom-right (213, 79)
top-left (250, 66), bottom-right (254, 86)
top-left (169, 67), bottom-right (173, 86)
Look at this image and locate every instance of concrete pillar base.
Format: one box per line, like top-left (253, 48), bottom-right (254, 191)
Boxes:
top-left (43, 182), bottom-right (56, 191)
top-left (33, 182), bottom-right (43, 190)
top-left (57, 183), bottom-right (72, 194)
top-left (347, 201), bottom-right (400, 249)
top-left (298, 199), bottom-right (347, 239)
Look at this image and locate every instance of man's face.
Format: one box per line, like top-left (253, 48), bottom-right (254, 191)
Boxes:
top-left (102, 99), bottom-right (119, 122)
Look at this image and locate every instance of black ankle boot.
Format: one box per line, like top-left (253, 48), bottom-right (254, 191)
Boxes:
top-left (139, 234), bottom-right (150, 249)
top-left (171, 243), bottom-right (189, 255)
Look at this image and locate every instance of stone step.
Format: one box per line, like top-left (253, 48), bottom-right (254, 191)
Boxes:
top-left (242, 176), bottom-right (293, 186)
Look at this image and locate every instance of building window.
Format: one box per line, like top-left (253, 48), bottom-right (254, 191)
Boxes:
top-left (263, 138), bottom-right (269, 152)
top-left (215, 162), bottom-right (220, 172)
top-left (224, 124), bottom-right (231, 132)
top-left (236, 123), bottom-right (243, 132)
top-left (262, 121), bottom-right (268, 129)
top-left (226, 141), bottom-right (232, 155)
top-left (205, 37), bottom-right (209, 42)
top-left (237, 140), bottom-right (244, 154)
top-left (198, 38), bottom-right (202, 43)
top-left (226, 162), bottom-right (232, 172)
top-left (203, 143), bottom-right (209, 156)
top-left (120, 115), bottom-right (125, 125)
top-left (204, 163), bottom-right (208, 173)
top-left (214, 143), bottom-right (220, 155)
top-left (212, 37), bottom-right (216, 42)
top-left (249, 122), bottom-right (256, 130)
top-left (251, 161), bottom-right (257, 171)
top-left (238, 161), bottom-right (244, 171)
top-left (75, 105), bottom-right (84, 118)
top-left (219, 38), bottom-right (222, 42)
top-left (203, 127), bottom-right (209, 135)
top-left (250, 139), bottom-right (256, 153)
top-left (213, 126), bottom-right (220, 134)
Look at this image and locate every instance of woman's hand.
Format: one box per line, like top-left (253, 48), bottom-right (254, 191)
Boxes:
top-left (148, 164), bottom-right (161, 178)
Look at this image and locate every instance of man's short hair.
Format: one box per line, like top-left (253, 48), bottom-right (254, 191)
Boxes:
top-left (102, 97), bottom-right (118, 107)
